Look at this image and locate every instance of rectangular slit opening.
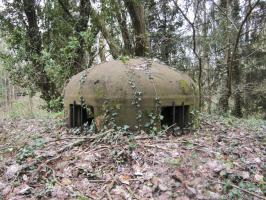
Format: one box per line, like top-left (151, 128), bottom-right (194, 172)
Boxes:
top-left (69, 103), bottom-right (94, 128)
top-left (161, 105), bottom-right (189, 128)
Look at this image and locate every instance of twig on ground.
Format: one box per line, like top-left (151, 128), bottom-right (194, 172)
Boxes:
top-left (144, 144), bottom-right (168, 150)
top-left (47, 136), bottom-right (95, 143)
top-left (87, 179), bottom-right (106, 183)
top-left (126, 186), bottom-right (141, 200)
top-left (106, 191), bottom-right (112, 200)
top-left (106, 180), bottom-right (115, 200)
top-left (81, 145), bottom-right (109, 154)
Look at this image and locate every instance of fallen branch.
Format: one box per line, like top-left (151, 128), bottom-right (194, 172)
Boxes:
top-left (212, 180), bottom-right (266, 200)
top-left (56, 139), bottom-right (86, 154)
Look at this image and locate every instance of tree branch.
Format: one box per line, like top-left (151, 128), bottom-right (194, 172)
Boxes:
top-left (58, 0), bottom-right (74, 20)
top-left (231, 0), bottom-right (260, 63)
top-left (172, 0), bottom-right (202, 109)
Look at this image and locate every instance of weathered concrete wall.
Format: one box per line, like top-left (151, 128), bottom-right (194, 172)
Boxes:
top-left (64, 58), bottom-right (199, 130)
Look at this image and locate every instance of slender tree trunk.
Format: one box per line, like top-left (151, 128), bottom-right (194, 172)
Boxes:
top-left (160, 2), bottom-right (170, 64)
top-left (9, 81), bottom-right (13, 109)
top-left (28, 88), bottom-right (33, 115)
top-left (198, 59), bottom-right (203, 110)
top-left (4, 75), bottom-right (10, 113)
top-left (232, 55), bottom-right (243, 117)
top-left (88, 28), bottom-right (100, 66)
top-left (219, 43), bottom-right (231, 112)
top-left (219, 0), bottom-right (260, 115)
top-left (231, 0), bottom-right (242, 117)
top-left (88, 1), bottom-right (120, 59)
top-left (99, 34), bottom-right (106, 62)
top-left (218, 0), bottom-right (231, 113)
top-left (112, 0), bottom-right (132, 55)
top-left (242, 1), bottom-right (251, 113)
top-left (202, 1), bottom-right (211, 113)
top-left (172, 0), bottom-right (202, 109)
top-left (73, 0), bottom-right (90, 73)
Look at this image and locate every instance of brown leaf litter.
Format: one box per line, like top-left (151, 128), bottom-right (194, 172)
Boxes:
top-left (0, 116), bottom-right (265, 199)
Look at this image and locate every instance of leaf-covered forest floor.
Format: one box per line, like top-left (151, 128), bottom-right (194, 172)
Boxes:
top-left (0, 115), bottom-right (265, 200)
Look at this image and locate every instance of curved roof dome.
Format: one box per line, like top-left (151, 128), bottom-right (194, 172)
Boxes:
top-left (64, 57), bottom-right (198, 129)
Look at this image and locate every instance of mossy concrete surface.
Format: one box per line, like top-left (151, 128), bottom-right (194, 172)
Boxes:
top-left (64, 57), bottom-right (199, 129)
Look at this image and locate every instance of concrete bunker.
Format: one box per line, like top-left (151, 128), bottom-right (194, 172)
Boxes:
top-left (64, 57), bottom-right (199, 130)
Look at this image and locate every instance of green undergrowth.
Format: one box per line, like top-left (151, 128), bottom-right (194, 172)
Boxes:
top-left (0, 95), bottom-right (64, 120)
top-left (222, 180), bottom-right (264, 200)
top-left (202, 113), bottom-right (266, 131)
top-left (16, 137), bottom-right (46, 164)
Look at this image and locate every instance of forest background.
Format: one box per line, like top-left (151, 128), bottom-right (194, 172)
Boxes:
top-left (0, 0), bottom-right (265, 118)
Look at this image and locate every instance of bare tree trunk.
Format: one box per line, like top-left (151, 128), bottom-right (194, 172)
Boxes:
top-left (4, 75), bottom-right (10, 113)
top-left (124, 0), bottom-right (149, 57)
top-left (242, 1), bottom-right (251, 113)
top-left (99, 34), bottom-right (106, 62)
top-left (28, 88), bottom-right (33, 115)
top-left (160, 2), bottom-right (170, 64)
top-left (9, 81), bottom-right (13, 109)
top-left (112, 0), bottom-right (132, 55)
top-left (12, 86), bottom-right (15, 101)
top-left (88, 1), bottom-right (120, 59)
top-left (73, 0), bottom-right (90, 73)
top-left (232, 55), bottom-right (243, 117)
top-left (88, 28), bottom-right (100, 66)
top-left (218, 0), bottom-right (231, 113)
top-left (219, 43), bottom-right (231, 113)
top-left (202, 1), bottom-right (211, 113)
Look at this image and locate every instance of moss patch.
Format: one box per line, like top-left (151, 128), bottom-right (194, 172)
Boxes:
top-left (94, 86), bottom-right (105, 99)
top-left (179, 80), bottom-right (190, 94)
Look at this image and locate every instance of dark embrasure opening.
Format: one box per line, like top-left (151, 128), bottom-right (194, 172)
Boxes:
top-left (161, 103), bottom-right (189, 128)
top-left (69, 101), bottom-right (94, 128)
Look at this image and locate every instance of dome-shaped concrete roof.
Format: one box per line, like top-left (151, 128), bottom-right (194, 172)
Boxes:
top-left (64, 57), bottom-right (198, 130)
